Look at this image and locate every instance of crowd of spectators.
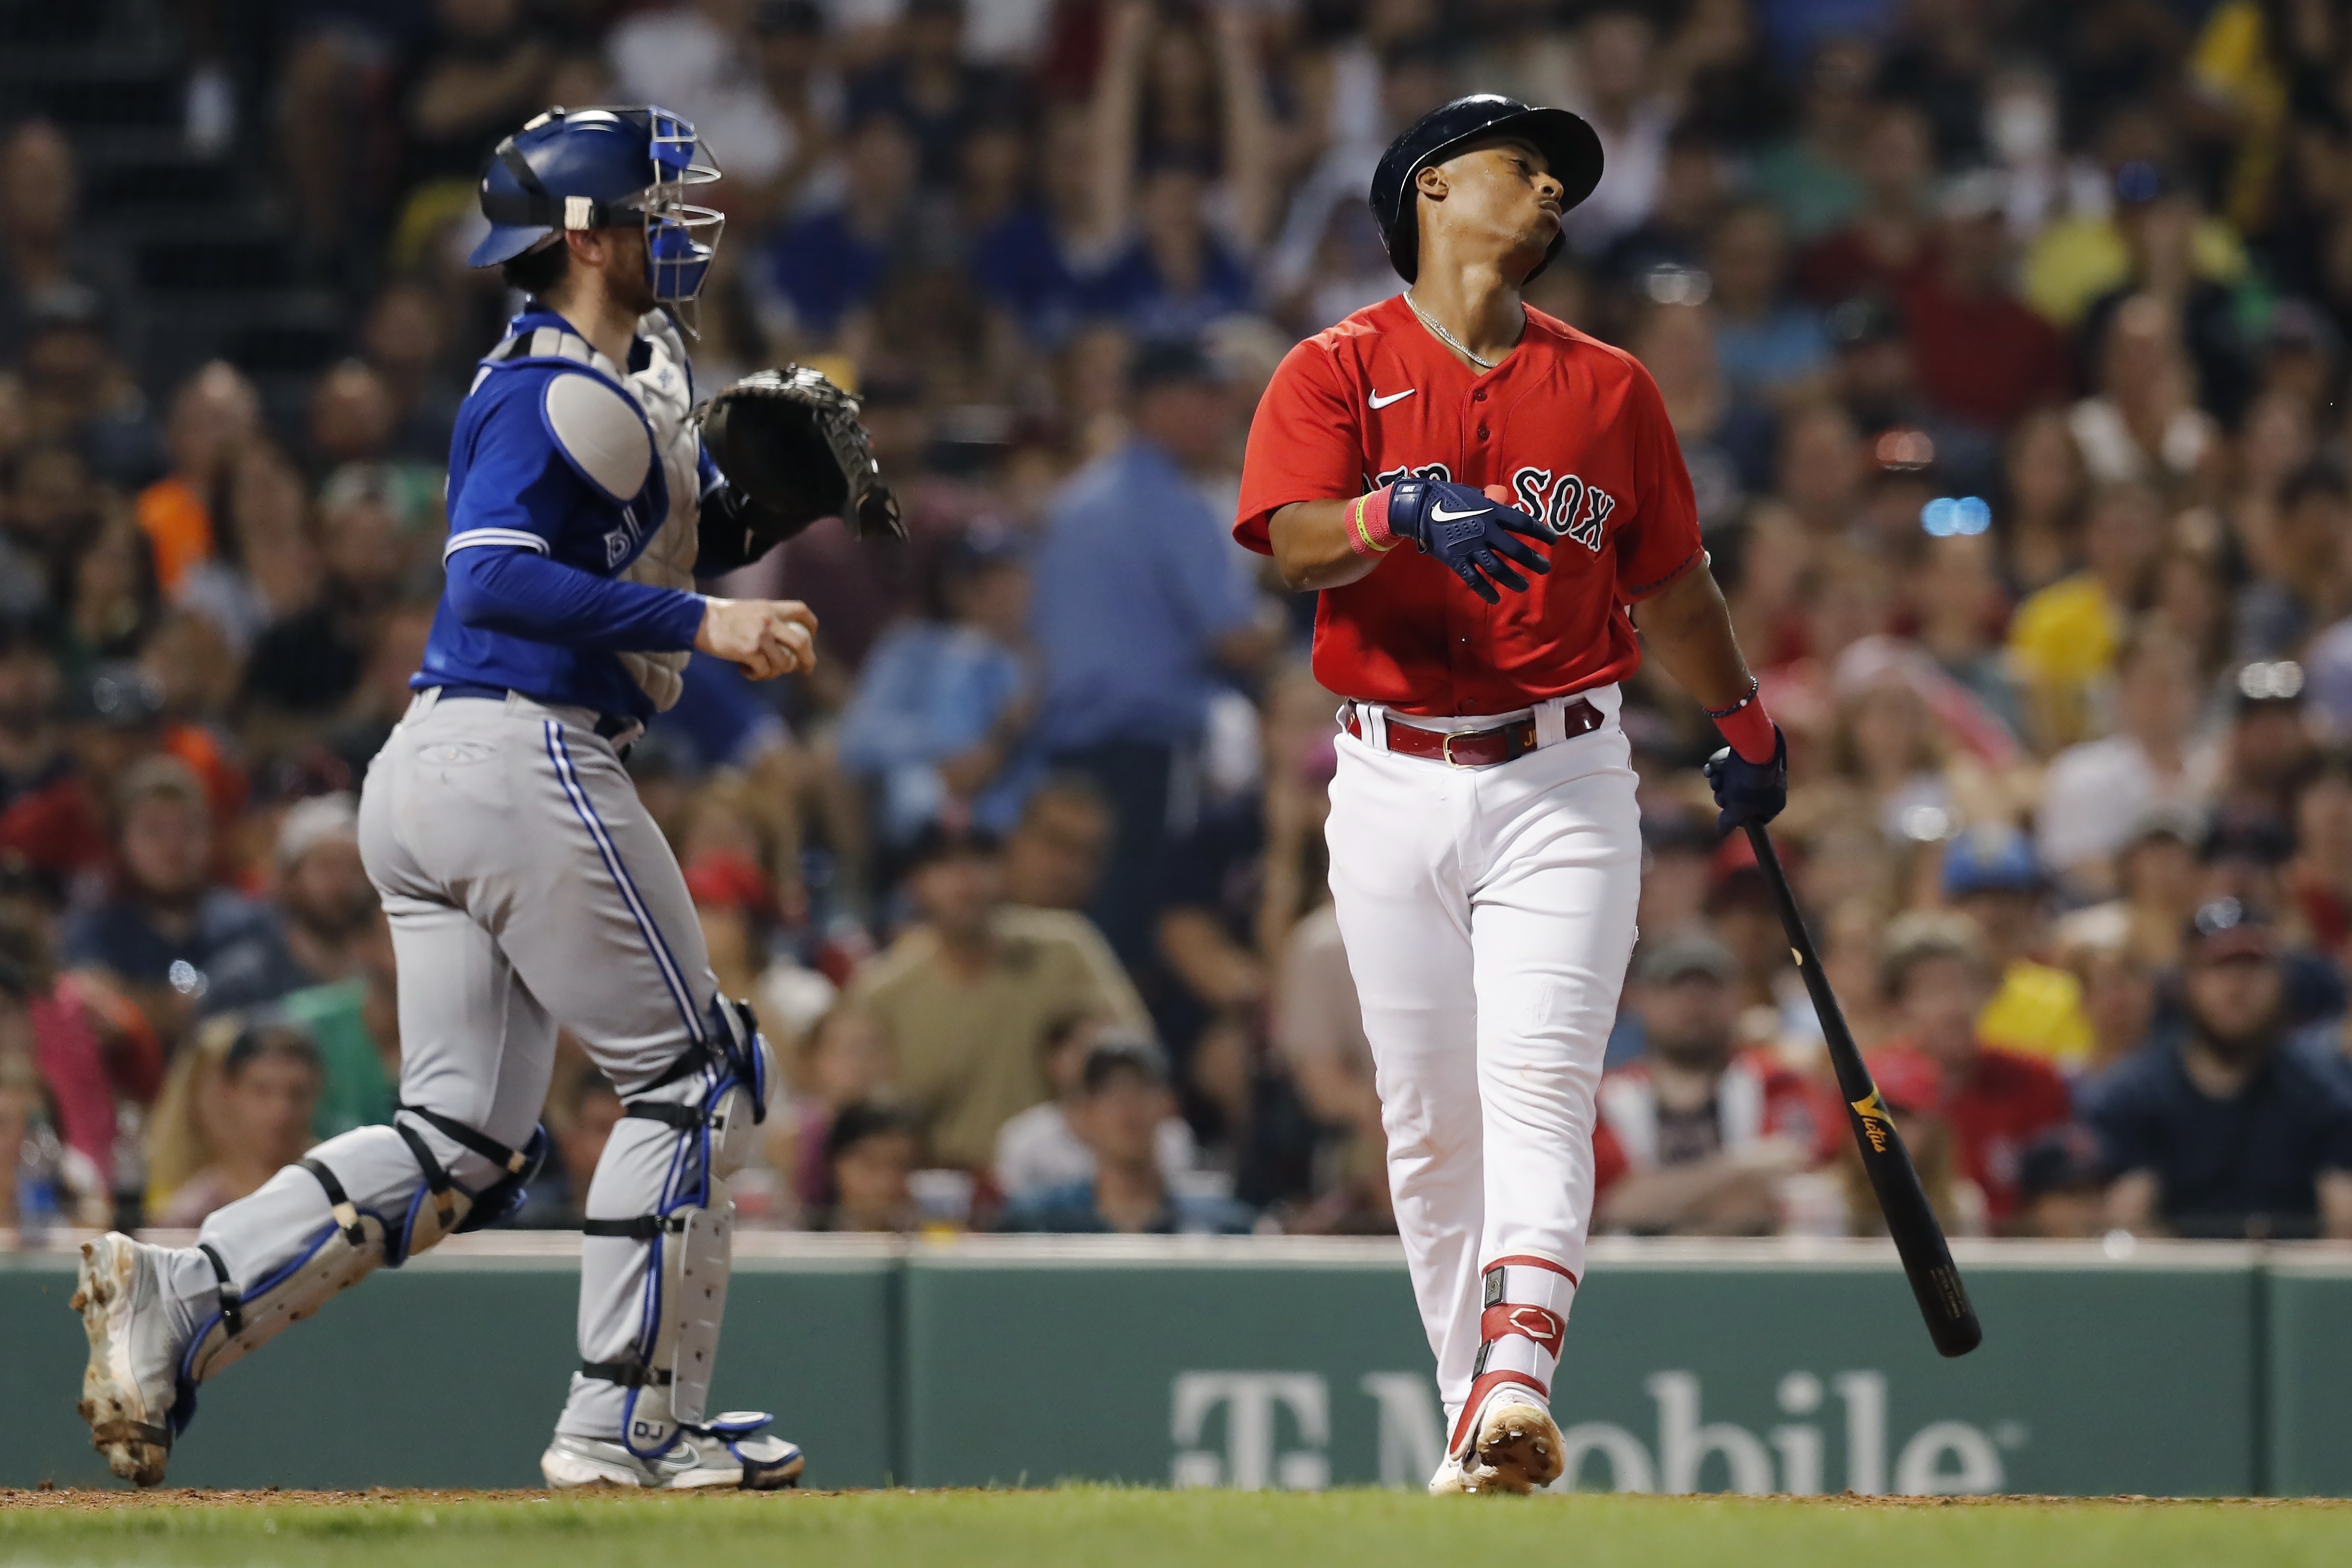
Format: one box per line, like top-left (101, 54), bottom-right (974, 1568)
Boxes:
top-left (5, 0), bottom-right (2352, 1245)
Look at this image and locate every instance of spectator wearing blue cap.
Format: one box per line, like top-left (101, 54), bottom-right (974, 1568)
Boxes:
top-left (1941, 825), bottom-right (2096, 1072)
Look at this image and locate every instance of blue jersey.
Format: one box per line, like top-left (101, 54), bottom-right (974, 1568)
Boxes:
top-left (416, 310), bottom-right (716, 720)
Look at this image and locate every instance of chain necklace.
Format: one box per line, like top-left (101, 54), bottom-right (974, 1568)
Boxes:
top-left (1403, 290), bottom-right (1517, 371)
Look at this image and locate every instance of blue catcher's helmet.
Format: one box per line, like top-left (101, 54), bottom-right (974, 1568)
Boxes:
top-left (469, 106), bottom-right (724, 309)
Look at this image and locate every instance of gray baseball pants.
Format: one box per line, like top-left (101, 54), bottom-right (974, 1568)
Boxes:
top-left (157, 688), bottom-right (721, 1439)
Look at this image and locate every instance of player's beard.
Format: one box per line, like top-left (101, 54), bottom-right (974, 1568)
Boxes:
top-left (2193, 1012), bottom-right (2281, 1064)
top-left (603, 225), bottom-right (660, 317)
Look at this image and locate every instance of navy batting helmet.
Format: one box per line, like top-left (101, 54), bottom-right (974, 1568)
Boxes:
top-left (1368, 95), bottom-right (1604, 285)
top-left (469, 106), bottom-right (724, 308)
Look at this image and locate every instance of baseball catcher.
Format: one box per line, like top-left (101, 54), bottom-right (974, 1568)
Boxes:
top-left (71, 104), bottom-right (895, 1491)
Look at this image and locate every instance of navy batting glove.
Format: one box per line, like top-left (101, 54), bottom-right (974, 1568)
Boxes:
top-left (1704, 729), bottom-right (1788, 834)
top-left (1386, 477), bottom-right (1552, 604)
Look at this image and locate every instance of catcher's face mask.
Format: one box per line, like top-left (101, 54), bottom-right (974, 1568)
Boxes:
top-left (629, 108), bottom-right (725, 311)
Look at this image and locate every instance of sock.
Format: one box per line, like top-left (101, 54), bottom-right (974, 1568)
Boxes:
top-left (159, 1246), bottom-right (217, 1346)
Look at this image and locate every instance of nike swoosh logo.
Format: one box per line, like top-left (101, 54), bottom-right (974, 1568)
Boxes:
top-left (1370, 389), bottom-right (1416, 409)
top-left (1428, 503), bottom-right (1488, 522)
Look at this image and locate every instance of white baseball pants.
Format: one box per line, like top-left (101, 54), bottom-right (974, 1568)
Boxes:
top-left (1322, 686), bottom-right (1641, 1428)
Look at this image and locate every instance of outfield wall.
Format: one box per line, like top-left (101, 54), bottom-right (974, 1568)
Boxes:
top-left (3, 1235), bottom-right (2346, 1495)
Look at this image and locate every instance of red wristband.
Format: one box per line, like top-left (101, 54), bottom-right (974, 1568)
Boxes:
top-left (1345, 486), bottom-right (1401, 557)
top-left (1713, 692), bottom-right (1777, 765)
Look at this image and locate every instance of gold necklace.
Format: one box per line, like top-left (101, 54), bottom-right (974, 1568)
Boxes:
top-left (1404, 290), bottom-right (1516, 371)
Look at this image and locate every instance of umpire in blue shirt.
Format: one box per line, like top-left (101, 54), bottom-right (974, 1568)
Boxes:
top-left (1029, 337), bottom-right (1273, 969)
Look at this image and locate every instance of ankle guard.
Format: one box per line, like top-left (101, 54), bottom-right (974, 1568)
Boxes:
top-left (1450, 1255), bottom-right (1577, 1458)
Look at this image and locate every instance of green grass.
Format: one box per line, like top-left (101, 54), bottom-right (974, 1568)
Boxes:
top-left (2, 1489), bottom-right (2349, 1568)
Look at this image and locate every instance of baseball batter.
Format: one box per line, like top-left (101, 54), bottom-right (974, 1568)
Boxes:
top-left (1236, 95), bottom-right (1787, 1494)
top-left (70, 106), bottom-right (897, 1490)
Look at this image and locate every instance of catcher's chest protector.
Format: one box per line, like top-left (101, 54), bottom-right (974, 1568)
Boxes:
top-left (614, 312), bottom-right (702, 712)
top-left (484, 314), bottom-right (704, 712)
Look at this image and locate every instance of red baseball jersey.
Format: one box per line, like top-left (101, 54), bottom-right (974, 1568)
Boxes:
top-left (1235, 294), bottom-right (1704, 716)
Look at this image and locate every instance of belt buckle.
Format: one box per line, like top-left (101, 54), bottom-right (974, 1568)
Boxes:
top-left (1441, 731), bottom-right (1469, 768)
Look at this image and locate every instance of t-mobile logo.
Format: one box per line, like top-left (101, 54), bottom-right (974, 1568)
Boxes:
top-left (1169, 1373), bottom-right (1330, 1490)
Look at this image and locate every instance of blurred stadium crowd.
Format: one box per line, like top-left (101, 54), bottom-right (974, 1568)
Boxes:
top-left (3, 0), bottom-right (2352, 1246)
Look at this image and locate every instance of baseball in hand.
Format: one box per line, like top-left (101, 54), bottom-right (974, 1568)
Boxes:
top-left (696, 597), bottom-right (819, 680)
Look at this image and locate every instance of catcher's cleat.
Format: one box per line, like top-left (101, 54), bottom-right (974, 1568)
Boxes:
top-left (541, 1416), bottom-right (804, 1491)
top-left (1430, 1384), bottom-right (1563, 1496)
top-left (72, 1232), bottom-right (184, 1487)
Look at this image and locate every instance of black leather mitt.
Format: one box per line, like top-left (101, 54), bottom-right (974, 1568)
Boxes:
top-left (697, 367), bottom-right (904, 567)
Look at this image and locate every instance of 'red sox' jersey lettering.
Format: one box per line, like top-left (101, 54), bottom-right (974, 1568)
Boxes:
top-left (1236, 295), bottom-right (1702, 717)
top-left (1507, 466), bottom-right (1617, 553)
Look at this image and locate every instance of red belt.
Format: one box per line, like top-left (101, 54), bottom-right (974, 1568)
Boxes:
top-left (1342, 698), bottom-right (1602, 768)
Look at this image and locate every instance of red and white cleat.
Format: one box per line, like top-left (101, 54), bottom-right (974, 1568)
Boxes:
top-left (1428, 1384), bottom-right (1564, 1496)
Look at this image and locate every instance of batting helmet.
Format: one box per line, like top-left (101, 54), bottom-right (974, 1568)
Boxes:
top-left (1368, 94), bottom-right (1604, 285)
top-left (468, 106), bottom-right (725, 309)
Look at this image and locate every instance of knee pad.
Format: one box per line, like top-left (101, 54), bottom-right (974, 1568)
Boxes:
top-left (581, 996), bottom-right (772, 1454)
top-left (708, 995), bottom-right (772, 1179)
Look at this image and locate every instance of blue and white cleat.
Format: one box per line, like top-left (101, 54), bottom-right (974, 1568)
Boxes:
top-left (541, 1415), bottom-right (804, 1490)
top-left (72, 1232), bottom-right (185, 1487)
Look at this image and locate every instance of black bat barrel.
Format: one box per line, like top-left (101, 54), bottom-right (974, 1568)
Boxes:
top-left (1744, 826), bottom-right (1984, 1359)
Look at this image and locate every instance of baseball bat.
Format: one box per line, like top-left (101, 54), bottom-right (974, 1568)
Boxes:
top-left (1743, 824), bottom-right (1984, 1358)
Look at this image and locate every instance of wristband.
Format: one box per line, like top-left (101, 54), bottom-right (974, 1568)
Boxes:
top-left (1710, 678), bottom-right (1777, 765)
top-left (1346, 486), bottom-right (1401, 557)
top-left (1702, 676), bottom-right (1759, 720)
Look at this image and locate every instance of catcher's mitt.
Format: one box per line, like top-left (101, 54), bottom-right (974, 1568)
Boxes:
top-left (698, 367), bottom-right (905, 553)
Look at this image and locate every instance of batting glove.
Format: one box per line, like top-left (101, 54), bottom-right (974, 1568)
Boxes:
top-left (1382, 477), bottom-right (1553, 604)
top-left (1703, 728), bottom-right (1787, 834)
